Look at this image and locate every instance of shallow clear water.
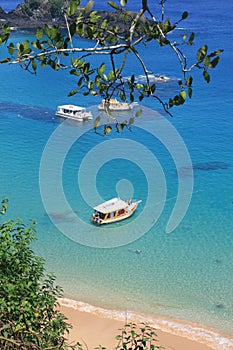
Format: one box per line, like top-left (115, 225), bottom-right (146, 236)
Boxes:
top-left (1, 0), bottom-right (233, 347)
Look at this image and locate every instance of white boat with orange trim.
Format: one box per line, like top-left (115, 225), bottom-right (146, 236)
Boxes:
top-left (92, 197), bottom-right (142, 225)
top-left (98, 98), bottom-right (133, 111)
top-left (56, 104), bottom-right (93, 121)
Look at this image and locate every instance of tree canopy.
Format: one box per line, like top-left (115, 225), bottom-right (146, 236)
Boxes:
top-left (0, 0), bottom-right (223, 119)
top-left (0, 199), bottom-right (76, 350)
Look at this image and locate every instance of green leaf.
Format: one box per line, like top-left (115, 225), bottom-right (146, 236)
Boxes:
top-left (197, 45), bottom-right (208, 62)
top-left (208, 56), bottom-right (220, 68)
top-left (104, 125), bottom-right (112, 134)
top-left (203, 70), bottom-right (210, 83)
top-left (94, 116), bottom-right (101, 130)
top-left (150, 84), bottom-right (156, 93)
top-left (204, 56), bottom-right (210, 67)
top-left (50, 26), bottom-right (58, 40)
top-left (32, 59), bottom-right (37, 71)
top-left (88, 80), bottom-right (94, 89)
top-left (120, 0), bottom-right (127, 6)
top-left (91, 90), bottom-right (98, 96)
top-left (85, 0), bottom-right (94, 13)
top-left (68, 90), bottom-right (78, 96)
top-left (19, 43), bottom-right (24, 53)
top-left (129, 117), bottom-right (134, 125)
top-left (108, 70), bottom-right (115, 80)
top-left (179, 90), bottom-right (186, 101)
top-left (209, 49), bottom-right (224, 57)
top-left (182, 11), bottom-right (188, 19)
top-left (135, 109), bottom-right (142, 117)
top-left (44, 24), bottom-right (51, 38)
top-left (188, 87), bottom-right (193, 98)
top-left (130, 93), bottom-right (134, 103)
top-left (98, 63), bottom-right (105, 76)
top-left (119, 92), bottom-right (126, 101)
top-left (188, 32), bottom-right (195, 44)
top-left (100, 19), bottom-right (108, 30)
top-left (78, 77), bottom-right (84, 87)
top-left (169, 98), bottom-right (174, 107)
top-left (8, 43), bottom-right (14, 55)
top-left (68, 0), bottom-right (78, 16)
top-left (118, 121), bottom-right (127, 132)
top-left (158, 37), bottom-right (169, 46)
top-left (103, 74), bottom-right (108, 81)
top-left (107, 2), bottom-right (119, 10)
top-left (69, 22), bottom-right (77, 37)
top-left (48, 59), bottom-right (58, 70)
top-left (36, 41), bottom-right (43, 50)
top-left (36, 27), bottom-right (43, 40)
top-left (77, 23), bottom-right (84, 36)
top-left (186, 76), bottom-right (193, 87)
top-left (87, 26), bottom-right (93, 39)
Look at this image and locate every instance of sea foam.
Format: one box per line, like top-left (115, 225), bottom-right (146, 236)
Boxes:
top-left (59, 298), bottom-right (233, 350)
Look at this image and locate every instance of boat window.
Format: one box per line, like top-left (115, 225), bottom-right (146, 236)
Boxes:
top-left (99, 212), bottom-right (105, 219)
top-left (118, 209), bottom-right (125, 216)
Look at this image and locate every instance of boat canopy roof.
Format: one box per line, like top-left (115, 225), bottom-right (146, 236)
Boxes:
top-left (58, 105), bottom-right (86, 111)
top-left (102, 98), bottom-right (122, 104)
top-left (93, 198), bottom-right (128, 214)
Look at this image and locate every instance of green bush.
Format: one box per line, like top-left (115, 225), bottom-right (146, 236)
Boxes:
top-left (0, 199), bottom-right (75, 350)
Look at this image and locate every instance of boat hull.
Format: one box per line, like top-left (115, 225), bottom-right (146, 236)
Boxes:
top-left (98, 105), bottom-right (133, 111)
top-left (56, 112), bottom-right (92, 121)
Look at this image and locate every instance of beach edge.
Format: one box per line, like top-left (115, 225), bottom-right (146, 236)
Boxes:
top-left (58, 298), bottom-right (233, 350)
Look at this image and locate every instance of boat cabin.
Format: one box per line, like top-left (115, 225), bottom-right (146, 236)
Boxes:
top-left (92, 197), bottom-right (139, 225)
top-left (56, 104), bottom-right (93, 121)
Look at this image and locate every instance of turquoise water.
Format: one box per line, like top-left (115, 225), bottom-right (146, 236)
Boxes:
top-left (1, 1), bottom-right (233, 348)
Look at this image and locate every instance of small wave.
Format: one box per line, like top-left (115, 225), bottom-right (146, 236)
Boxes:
top-left (58, 298), bottom-right (233, 350)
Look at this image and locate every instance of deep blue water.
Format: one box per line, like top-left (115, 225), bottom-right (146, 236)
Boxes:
top-left (1, 1), bottom-right (233, 348)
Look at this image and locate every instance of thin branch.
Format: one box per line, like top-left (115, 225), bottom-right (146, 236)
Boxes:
top-left (64, 13), bottom-right (74, 50)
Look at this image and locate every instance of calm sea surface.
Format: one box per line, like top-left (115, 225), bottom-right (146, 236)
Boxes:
top-left (0, 1), bottom-right (233, 348)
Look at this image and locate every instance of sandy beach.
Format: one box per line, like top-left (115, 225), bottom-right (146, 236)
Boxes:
top-left (60, 304), bottom-right (216, 350)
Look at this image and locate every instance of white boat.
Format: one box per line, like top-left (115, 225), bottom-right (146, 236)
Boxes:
top-left (92, 197), bottom-right (142, 225)
top-left (56, 105), bottom-right (93, 121)
top-left (98, 98), bottom-right (133, 111)
top-left (137, 74), bottom-right (170, 83)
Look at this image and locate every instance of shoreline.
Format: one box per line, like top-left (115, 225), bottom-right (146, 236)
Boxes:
top-left (59, 298), bottom-right (233, 350)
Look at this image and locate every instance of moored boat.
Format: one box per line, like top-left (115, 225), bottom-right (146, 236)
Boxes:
top-left (56, 104), bottom-right (93, 121)
top-left (98, 98), bottom-right (133, 111)
top-left (92, 197), bottom-right (142, 225)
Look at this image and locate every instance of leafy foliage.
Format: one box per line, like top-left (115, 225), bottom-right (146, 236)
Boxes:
top-left (116, 323), bottom-right (162, 350)
top-left (0, 199), bottom-right (77, 350)
top-left (0, 0), bottom-right (223, 113)
top-left (0, 0), bottom-right (223, 121)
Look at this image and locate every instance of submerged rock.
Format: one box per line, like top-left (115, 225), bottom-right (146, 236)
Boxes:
top-left (193, 161), bottom-right (229, 171)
